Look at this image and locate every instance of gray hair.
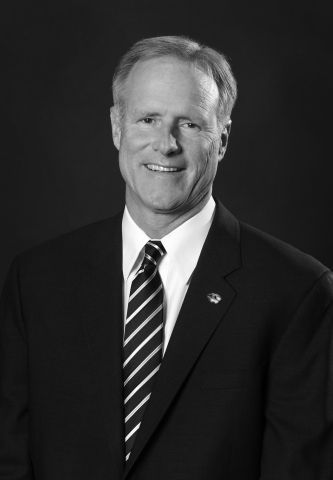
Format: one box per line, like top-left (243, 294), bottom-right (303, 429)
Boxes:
top-left (112, 35), bottom-right (237, 122)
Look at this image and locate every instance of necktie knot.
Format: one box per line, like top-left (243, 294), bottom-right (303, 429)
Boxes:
top-left (142, 240), bottom-right (166, 271)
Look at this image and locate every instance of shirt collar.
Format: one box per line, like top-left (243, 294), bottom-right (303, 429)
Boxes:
top-left (122, 196), bottom-right (216, 282)
top-left (122, 209), bottom-right (149, 281)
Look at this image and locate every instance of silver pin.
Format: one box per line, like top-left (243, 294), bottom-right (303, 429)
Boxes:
top-left (207, 293), bottom-right (222, 304)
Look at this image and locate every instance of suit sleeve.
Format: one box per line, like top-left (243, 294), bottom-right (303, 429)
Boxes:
top-left (260, 270), bottom-right (333, 479)
top-left (0, 258), bottom-right (34, 479)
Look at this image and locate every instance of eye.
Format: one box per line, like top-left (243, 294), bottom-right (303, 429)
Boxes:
top-left (140, 117), bottom-right (154, 125)
top-left (182, 122), bottom-right (199, 130)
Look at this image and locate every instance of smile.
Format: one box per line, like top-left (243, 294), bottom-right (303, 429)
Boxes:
top-left (145, 164), bottom-right (183, 172)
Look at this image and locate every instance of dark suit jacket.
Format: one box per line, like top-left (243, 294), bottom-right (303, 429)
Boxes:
top-left (1, 201), bottom-right (333, 479)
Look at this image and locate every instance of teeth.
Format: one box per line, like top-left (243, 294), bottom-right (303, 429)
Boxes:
top-left (146, 164), bottom-right (180, 172)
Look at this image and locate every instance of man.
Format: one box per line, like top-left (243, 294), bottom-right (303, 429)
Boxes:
top-left (0, 36), bottom-right (332, 480)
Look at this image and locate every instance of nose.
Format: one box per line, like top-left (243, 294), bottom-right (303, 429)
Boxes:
top-left (152, 126), bottom-right (181, 156)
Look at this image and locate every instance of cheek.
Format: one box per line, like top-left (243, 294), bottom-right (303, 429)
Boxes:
top-left (118, 154), bottom-right (130, 184)
top-left (122, 127), bottom-right (152, 152)
top-left (193, 145), bottom-right (220, 184)
top-left (190, 141), bottom-right (216, 173)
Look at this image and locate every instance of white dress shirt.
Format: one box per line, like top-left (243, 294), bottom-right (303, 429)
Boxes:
top-left (122, 197), bottom-right (216, 355)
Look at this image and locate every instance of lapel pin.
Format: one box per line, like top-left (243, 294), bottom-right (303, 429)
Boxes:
top-left (207, 293), bottom-right (222, 304)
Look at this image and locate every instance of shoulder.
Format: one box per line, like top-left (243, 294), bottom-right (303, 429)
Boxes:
top-left (240, 221), bottom-right (328, 278)
top-left (237, 221), bottom-right (332, 308)
top-left (213, 200), bottom-right (331, 313)
top-left (13, 212), bottom-right (123, 280)
top-left (214, 199), bottom-right (329, 284)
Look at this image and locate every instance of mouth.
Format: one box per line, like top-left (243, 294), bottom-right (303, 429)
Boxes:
top-left (145, 164), bottom-right (184, 173)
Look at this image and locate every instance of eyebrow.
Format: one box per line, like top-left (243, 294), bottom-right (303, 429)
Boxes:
top-left (134, 110), bottom-right (162, 118)
top-left (134, 111), bottom-right (196, 122)
top-left (132, 109), bottom-right (208, 125)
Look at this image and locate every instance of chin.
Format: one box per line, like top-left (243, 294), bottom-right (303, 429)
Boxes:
top-left (145, 197), bottom-right (184, 214)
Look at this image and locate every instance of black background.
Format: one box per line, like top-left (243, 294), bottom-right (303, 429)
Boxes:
top-left (1, 0), bottom-right (332, 291)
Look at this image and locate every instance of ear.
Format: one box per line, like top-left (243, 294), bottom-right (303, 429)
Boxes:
top-left (110, 106), bottom-right (122, 151)
top-left (218, 119), bottom-right (232, 162)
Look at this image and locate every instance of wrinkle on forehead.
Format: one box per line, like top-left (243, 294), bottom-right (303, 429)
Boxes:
top-left (124, 56), bottom-right (220, 117)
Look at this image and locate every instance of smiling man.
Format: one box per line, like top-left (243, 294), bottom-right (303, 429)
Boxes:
top-left (0, 36), bottom-right (333, 480)
top-left (111, 54), bottom-right (229, 237)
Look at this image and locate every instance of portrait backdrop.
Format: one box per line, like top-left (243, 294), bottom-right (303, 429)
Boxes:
top-left (1, 0), bottom-right (332, 291)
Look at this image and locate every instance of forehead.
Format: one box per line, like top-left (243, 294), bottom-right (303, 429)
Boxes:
top-left (123, 56), bottom-right (219, 114)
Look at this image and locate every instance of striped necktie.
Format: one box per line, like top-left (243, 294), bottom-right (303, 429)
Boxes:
top-left (123, 240), bottom-right (166, 462)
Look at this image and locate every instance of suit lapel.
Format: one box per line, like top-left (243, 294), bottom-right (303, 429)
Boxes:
top-left (77, 214), bottom-right (125, 478)
top-left (125, 201), bottom-right (241, 477)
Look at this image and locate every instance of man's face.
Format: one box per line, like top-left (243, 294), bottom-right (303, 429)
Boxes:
top-left (111, 56), bottom-right (230, 221)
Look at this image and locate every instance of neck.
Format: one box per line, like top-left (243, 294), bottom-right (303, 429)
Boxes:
top-left (126, 195), bottom-right (211, 239)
